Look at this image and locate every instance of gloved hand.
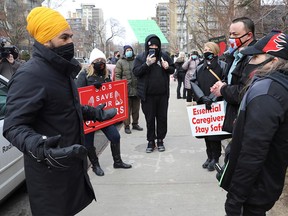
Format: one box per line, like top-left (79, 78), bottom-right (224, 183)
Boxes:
top-left (30, 135), bottom-right (87, 169)
top-left (82, 103), bottom-right (117, 122)
top-left (93, 81), bottom-right (102, 89)
top-left (146, 55), bottom-right (156, 66)
top-left (201, 96), bottom-right (213, 110)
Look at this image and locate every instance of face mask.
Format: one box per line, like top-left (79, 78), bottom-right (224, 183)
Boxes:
top-left (125, 50), bottom-right (133, 58)
top-left (191, 55), bottom-right (197, 60)
top-left (228, 32), bottom-right (250, 54)
top-left (204, 52), bottom-right (214, 60)
top-left (93, 61), bottom-right (105, 75)
top-left (51, 42), bottom-right (74, 61)
top-left (244, 57), bottom-right (274, 77)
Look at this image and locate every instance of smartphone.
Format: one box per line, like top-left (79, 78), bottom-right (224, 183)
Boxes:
top-left (148, 49), bottom-right (155, 57)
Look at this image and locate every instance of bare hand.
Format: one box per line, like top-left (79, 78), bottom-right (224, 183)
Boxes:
top-left (161, 57), bottom-right (169, 69)
top-left (6, 54), bottom-right (14, 64)
top-left (210, 81), bottom-right (226, 97)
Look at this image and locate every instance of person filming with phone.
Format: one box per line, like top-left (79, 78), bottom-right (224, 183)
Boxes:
top-left (133, 34), bottom-right (175, 153)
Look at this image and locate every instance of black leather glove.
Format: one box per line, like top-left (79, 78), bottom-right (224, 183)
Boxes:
top-left (82, 104), bottom-right (117, 122)
top-left (93, 81), bottom-right (102, 89)
top-left (201, 96), bottom-right (213, 110)
top-left (30, 135), bottom-right (87, 169)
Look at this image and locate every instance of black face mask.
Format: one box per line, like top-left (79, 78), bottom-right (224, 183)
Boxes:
top-left (243, 57), bottom-right (274, 77)
top-left (52, 43), bottom-right (74, 61)
top-left (93, 62), bottom-right (105, 75)
top-left (204, 52), bottom-right (214, 60)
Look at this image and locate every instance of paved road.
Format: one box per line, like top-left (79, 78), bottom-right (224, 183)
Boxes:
top-left (77, 80), bottom-right (227, 216)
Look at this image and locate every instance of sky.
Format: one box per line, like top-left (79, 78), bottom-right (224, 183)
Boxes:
top-left (42, 0), bottom-right (169, 44)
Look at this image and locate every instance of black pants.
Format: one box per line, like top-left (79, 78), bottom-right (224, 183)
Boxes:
top-left (186, 88), bottom-right (193, 102)
top-left (177, 73), bottom-right (186, 98)
top-left (204, 139), bottom-right (221, 160)
top-left (141, 94), bottom-right (169, 141)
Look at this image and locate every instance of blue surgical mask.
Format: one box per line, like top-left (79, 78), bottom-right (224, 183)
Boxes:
top-left (191, 55), bottom-right (197, 60)
top-left (125, 50), bottom-right (133, 58)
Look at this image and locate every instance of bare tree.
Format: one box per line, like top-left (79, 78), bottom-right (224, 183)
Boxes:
top-left (104, 18), bottom-right (126, 56)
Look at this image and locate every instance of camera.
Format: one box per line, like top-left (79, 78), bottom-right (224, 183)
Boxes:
top-left (0, 38), bottom-right (18, 60)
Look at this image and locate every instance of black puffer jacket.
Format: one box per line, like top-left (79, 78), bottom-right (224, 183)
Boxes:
top-left (133, 34), bottom-right (175, 101)
top-left (222, 71), bottom-right (288, 210)
top-left (3, 41), bottom-right (95, 216)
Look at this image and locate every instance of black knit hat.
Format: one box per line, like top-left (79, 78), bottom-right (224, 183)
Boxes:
top-left (123, 45), bottom-right (133, 54)
top-left (241, 30), bottom-right (288, 60)
top-left (147, 37), bottom-right (161, 47)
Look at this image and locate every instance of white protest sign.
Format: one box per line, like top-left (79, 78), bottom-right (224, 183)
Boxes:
top-left (186, 101), bottom-right (231, 137)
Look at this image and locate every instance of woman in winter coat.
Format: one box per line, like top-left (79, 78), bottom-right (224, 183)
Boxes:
top-left (76, 48), bottom-right (132, 176)
top-left (190, 42), bottom-right (228, 171)
top-left (174, 51), bottom-right (187, 99)
top-left (182, 50), bottom-right (200, 106)
top-left (221, 30), bottom-right (288, 216)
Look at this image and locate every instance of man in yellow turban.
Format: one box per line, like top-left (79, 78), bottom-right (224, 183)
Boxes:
top-left (3, 6), bottom-right (117, 216)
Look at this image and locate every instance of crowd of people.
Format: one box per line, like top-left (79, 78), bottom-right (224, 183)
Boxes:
top-left (2, 5), bottom-right (288, 216)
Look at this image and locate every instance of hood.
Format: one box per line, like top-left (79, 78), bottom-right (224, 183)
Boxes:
top-left (267, 70), bottom-right (288, 92)
top-left (145, 34), bottom-right (161, 56)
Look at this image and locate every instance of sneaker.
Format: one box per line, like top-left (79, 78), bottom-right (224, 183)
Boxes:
top-left (124, 126), bottom-right (131, 134)
top-left (157, 139), bottom-right (165, 152)
top-left (202, 158), bottom-right (211, 169)
top-left (146, 141), bottom-right (155, 153)
top-left (132, 124), bottom-right (143, 131)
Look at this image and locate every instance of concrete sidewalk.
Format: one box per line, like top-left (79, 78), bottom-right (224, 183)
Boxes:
top-left (77, 80), bottom-right (227, 216)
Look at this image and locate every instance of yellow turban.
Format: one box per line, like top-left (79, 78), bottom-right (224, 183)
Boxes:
top-left (26, 7), bottom-right (70, 44)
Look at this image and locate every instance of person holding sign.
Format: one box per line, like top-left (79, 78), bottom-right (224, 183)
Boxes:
top-left (221, 30), bottom-right (288, 216)
top-left (76, 48), bottom-right (132, 176)
top-left (190, 42), bottom-right (228, 171)
top-left (133, 34), bottom-right (175, 153)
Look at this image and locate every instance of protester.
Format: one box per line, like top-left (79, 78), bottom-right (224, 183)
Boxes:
top-left (211, 17), bottom-right (257, 134)
top-left (2, 7), bottom-right (117, 215)
top-left (219, 30), bottom-right (288, 216)
top-left (133, 34), bottom-right (175, 153)
top-left (76, 48), bottom-right (132, 176)
top-left (115, 45), bottom-right (143, 134)
top-left (174, 51), bottom-right (187, 99)
top-left (190, 42), bottom-right (228, 171)
top-left (182, 50), bottom-right (200, 106)
top-left (109, 50), bottom-right (120, 65)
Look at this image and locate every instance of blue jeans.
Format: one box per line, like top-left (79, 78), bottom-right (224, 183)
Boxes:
top-left (84, 124), bottom-right (121, 148)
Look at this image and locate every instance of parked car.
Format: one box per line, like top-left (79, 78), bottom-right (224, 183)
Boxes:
top-left (0, 75), bottom-right (25, 203)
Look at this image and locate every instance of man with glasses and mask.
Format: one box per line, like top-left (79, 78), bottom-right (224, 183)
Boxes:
top-left (211, 17), bottom-right (257, 136)
top-left (3, 7), bottom-right (117, 215)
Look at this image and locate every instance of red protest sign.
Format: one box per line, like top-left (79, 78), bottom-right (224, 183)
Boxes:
top-left (186, 101), bottom-right (230, 137)
top-left (78, 80), bottom-right (128, 134)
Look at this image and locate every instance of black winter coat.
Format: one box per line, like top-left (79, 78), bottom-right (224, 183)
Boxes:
top-left (132, 34), bottom-right (175, 101)
top-left (220, 41), bottom-right (256, 133)
top-left (222, 71), bottom-right (288, 210)
top-left (3, 41), bottom-right (95, 216)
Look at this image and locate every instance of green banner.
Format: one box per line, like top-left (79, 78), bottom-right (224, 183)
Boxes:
top-left (128, 20), bottom-right (168, 44)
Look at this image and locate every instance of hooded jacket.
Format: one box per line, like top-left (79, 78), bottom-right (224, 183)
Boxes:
top-left (132, 34), bottom-right (175, 101)
top-left (3, 41), bottom-right (95, 216)
top-left (115, 46), bottom-right (138, 96)
top-left (221, 71), bottom-right (288, 210)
